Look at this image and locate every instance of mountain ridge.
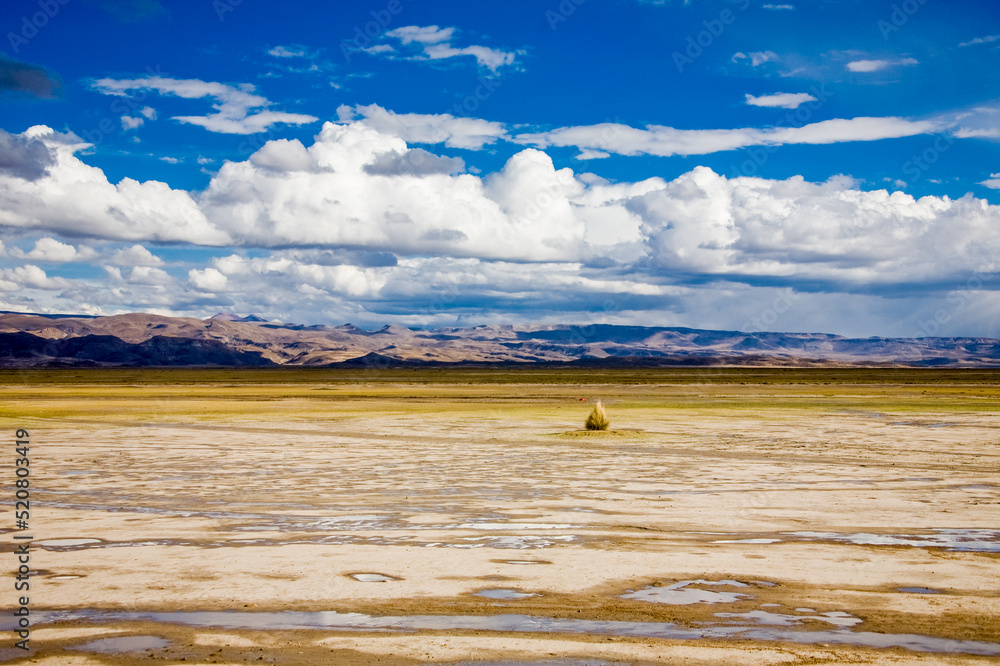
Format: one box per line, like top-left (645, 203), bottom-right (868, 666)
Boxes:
top-left (1, 312), bottom-right (998, 368)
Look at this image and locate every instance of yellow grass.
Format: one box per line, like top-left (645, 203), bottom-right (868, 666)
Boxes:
top-left (585, 401), bottom-right (610, 430)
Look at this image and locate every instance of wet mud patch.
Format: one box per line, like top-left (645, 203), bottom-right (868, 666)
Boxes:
top-left (69, 634), bottom-right (170, 655)
top-left (16, 609), bottom-right (1000, 657)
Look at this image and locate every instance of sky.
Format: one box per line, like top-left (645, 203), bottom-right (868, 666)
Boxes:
top-left (0, 0), bottom-right (998, 337)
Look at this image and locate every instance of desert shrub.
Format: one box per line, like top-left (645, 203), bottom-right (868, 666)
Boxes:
top-left (585, 401), bottom-right (609, 430)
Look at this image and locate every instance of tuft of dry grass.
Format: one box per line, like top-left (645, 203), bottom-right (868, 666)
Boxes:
top-left (585, 401), bottom-right (610, 430)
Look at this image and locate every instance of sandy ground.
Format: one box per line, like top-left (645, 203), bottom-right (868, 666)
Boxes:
top-left (1, 373), bottom-right (999, 664)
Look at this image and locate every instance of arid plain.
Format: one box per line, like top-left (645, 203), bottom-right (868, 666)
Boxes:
top-left (1, 368), bottom-right (998, 665)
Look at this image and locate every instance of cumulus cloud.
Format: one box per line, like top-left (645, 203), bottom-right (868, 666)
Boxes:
top-left (0, 126), bottom-right (230, 244)
top-left (763, 4), bottom-right (794, 9)
top-left (124, 265), bottom-right (174, 285)
top-left (0, 129), bottom-right (55, 181)
top-left (0, 265), bottom-right (73, 290)
top-left (381, 25), bottom-right (519, 72)
top-left (17, 238), bottom-right (97, 263)
top-left (121, 116), bottom-right (144, 130)
top-left (846, 57), bottom-right (918, 73)
top-left (188, 267), bottom-right (229, 292)
top-left (91, 76), bottom-right (318, 135)
top-left (6, 117), bottom-right (992, 282)
top-left (337, 103), bottom-right (508, 149)
top-left (745, 92), bottom-right (817, 109)
top-left (110, 244), bottom-right (163, 266)
top-left (197, 122), bottom-right (591, 261)
top-left (629, 166), bottom-right (1000, 285)
top-left (248, 139), bottom-right (315, 172)
top-left (5, 115), bottom-right (1000, 336)
top-left (363, 148), bottom-right (465, 176)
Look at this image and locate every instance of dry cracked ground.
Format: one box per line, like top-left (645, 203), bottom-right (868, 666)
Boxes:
top-left (0, 368), bottom-right (998, 665)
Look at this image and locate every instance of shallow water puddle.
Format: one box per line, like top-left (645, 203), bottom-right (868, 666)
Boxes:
top-left (22, 610), bottom-right (1000, 656)
top-left (474, 589), bottom-right (536, 600)
top-left (455, 661), bottom-right (614, 665)
top-left (786, 529), bottom-right (1000, 552)
top-left (70, 635), bottom-right (169, 654)
top-left (707, 529), bottom-right (1000, 553)
top-left (439, 535), bottom-right (577, 549)
top-left (898, 587), bottom-right (941, 594)
top-left (501, 560), bottom-right (551, 565)
top-left (715, 610), bottom-right (862, 628)
top-left (455, 523), bottom-right (578, 530)
top-left (35, 538), bottom-right (102, 549)
top-left (622, 580), bottom-right (752, 605)
top-left (350, 573), bottom-right (397, 582)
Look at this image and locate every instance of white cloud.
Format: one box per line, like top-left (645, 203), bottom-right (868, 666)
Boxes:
top-left (515, 116), bottom-right (940, 157)
top-left (197, 121), bottom-right (592, 262)
top-left (382, 25), bottom-right (519, 72)
top-left (160, 156), bottom-right (181, 164)
top-left (0, 265), bottom-right (73, 290)
top-left (90, 76), bottom-right (318, 135)
top-left (387, 25), bottom-right (453, 45)
top-left (268, 45), bottom-right (308, 58)
top-left (249, 138), bottom-right (315, 172)
top-left (846, 57), bottom-right (918, 73)
top-left (6, 117), bottom-right (1000, 337)
top-left (980, 173), bottom-right (1000, 190)
top-left (576, 149), bottom-right (611, 160)
top-left (732, 51), bottom-right (778, 67)
top-left (955, 127), bottom-right (1000, 139)
top-left (188, 266), bottom-right (229, 292)
top-left (337, 103), bottom-right (507, 150)
top-left (9, 237), bottom-right (97, 263)
top-left (769, 116), bottom-right (940, 144)
top-left (140, 106), bottom-right (157, 120)
top-left (629, 166), bottom-right (1000, 285)
top-left (110, 244), bottom-right (163, 266)
top-left (126, 265), bottom-right (174, 285)
top-left (959, 35), bottom-right (1000, 47)
top-left (121, 116), bottom-right (144, 131)
top-left (745, 92), bottom-right (818, 109)
top-left (0, 126), bottom-right (230, 245)
top-left (762, 4), bottom-right (794, 9)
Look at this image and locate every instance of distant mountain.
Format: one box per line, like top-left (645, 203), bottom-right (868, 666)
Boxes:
top-left (0, 312), bottom-right (998, 368)
top-left (0, 331), bottom-right (273, 367)
top-left (210, 312), bottom-right (270, 323)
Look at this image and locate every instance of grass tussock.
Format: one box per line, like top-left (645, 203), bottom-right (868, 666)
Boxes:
top-left (585, 401), bottom-right (610, 431)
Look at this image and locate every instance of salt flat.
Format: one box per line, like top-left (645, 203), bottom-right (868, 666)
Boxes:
top-left (1, 368), bottom-right (998, 664)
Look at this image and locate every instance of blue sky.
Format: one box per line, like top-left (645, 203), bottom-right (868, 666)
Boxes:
top-left (1, 0), bottom-right (998, 337)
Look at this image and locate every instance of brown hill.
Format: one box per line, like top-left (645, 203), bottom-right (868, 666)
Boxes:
top-left (1, 312), bottom-right (998, 367)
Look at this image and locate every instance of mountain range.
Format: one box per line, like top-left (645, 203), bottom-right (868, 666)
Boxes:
top-left (1, 311), bottom-right (998, 368)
